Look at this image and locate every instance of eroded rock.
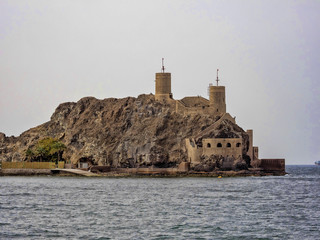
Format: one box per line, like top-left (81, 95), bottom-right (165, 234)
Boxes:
top-left (0, 94), bottom-right (249, 169)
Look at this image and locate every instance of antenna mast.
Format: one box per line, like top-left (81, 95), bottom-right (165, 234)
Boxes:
top-left (216, 69), bottom-right (219, 86)
top-left (161, 58), bottom-right (165, 73)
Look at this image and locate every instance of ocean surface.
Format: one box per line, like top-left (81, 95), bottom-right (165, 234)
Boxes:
top-left (0, 165), bottom-right (319, 240)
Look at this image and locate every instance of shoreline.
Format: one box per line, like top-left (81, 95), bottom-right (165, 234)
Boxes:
top-left (0, 168), bottom-right (286, 177)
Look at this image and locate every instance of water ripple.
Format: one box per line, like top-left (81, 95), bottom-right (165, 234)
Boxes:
top-left (0, 165), bottom-right (319, 239)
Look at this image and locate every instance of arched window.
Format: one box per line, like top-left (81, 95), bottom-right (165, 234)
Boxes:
top-left (207, 143), bottom-right (211, 148)
top-left (217, 143), bottom-right (222, 148)
top-left (227, 143), bottom-right (231, 147)
top-left (236, 143), bottom-right (241, 147)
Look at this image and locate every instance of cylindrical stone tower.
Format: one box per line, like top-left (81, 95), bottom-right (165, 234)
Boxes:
top-left (209, 85), bottom-right (226, 113)
top-left (155, 72), bottom-right (172, 101)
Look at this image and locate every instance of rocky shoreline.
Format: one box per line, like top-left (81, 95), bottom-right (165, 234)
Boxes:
top-left (0, 168), bottom-right (286, 177)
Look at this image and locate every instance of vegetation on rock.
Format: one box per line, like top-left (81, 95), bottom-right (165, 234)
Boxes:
top-left (25, 137), bottom-right (66, 163)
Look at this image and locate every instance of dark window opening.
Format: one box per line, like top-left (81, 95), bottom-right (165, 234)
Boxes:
top-left (227, 143), bottom-right (231, 147)
top-left (236, 143), bottom-right (241, 147)
top-left (217, 143), bottom-right (222, 148)
top-left (207, 143), bottom-right (211, 148)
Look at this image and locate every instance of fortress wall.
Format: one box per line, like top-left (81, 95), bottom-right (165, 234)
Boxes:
top-left (202, 138), bottom-right (242, 158)
top-left (185, 138), bottom-right (202, 163)
top-left (178, 107), bottom-right (213, 116)
top-left (253, 146), bottom-right (259, 160)
top-left (246, 130), bottom-right (253, 161)
top-left (260, 159), bottom-right (285, 172)
top-left (1, 161), bottom-right (63, 169)
top-left (176, 100), bottom-right (214, 116)
top-left (180, 96), bottom-right (210, 107)
top-left (114, 167), bottom-right (179, 174)
top-left (176, 100), bottom-right (187, 113)
top-left (218, 113), bottom-right (236, 124)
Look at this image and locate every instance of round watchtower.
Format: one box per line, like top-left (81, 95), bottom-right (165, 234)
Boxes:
top-left (209, 86), bottom-right (226, 113)
top-left (155, 58), bottom-right (173, 101)
top-left (209, 69), bottom-right (226, 113)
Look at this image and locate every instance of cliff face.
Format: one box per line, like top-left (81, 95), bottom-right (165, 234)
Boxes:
top-left (0, 94), bottom-right (249, 168)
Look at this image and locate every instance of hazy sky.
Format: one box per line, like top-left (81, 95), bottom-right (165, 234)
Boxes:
top-left (0, 0), bottom-right (319, 164)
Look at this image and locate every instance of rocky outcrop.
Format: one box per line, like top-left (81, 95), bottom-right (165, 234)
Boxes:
top-left (0, 94), bottom-right (249, 169)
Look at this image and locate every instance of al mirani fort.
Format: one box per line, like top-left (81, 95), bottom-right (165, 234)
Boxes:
top-left (0, 60), bottom-right (285, 177)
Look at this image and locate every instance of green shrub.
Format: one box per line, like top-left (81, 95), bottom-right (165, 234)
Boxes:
top-left (25, 137), bottom-right (66, 163)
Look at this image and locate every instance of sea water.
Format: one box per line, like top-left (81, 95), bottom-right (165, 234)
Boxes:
top-left (0, 165), bottom-right (319, 240)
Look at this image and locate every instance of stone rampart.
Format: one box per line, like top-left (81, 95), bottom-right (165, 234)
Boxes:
top-left (202, 138), bottom-right (242, 159)
top-left (1, 161), bottom-right (62, 169)
top-left (260, 159), bottom-right (285, 172)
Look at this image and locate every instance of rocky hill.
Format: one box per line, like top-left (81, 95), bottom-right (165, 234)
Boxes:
top-left (0, 94), bottom-right (249, 169)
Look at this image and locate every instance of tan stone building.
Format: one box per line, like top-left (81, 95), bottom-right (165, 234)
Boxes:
top-left (154, 63), bottom-right (260, 166)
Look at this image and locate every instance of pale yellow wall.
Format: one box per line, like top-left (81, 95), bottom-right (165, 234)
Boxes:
top-left (176, 100), bottom-right (214, 116)
top-left (175, 97), bottom-right (233, 117)
top-left (219, 113), bottom-right (236, 124)
top-left (253, 146), bottom-right (259, 160)
top-left (246, 129), bottom-right (253, 161)
top-left (202, 138), bottom-right (242, 158)
top-left (1, 162), bottom-right (57, 169)
top-left (185, 138), bottom-right (202, 163)
top-left (185, 137), bottom-right (243, 164)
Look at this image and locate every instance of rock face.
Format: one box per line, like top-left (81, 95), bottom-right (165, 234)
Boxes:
top-left (0, 94), bottom-right (250, 169)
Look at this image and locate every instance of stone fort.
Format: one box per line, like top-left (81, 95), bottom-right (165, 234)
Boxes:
top-left (154, 60), bottom-right (282, 170)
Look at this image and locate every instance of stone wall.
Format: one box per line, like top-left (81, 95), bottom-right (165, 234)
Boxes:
top-left (185, 138), bottom-right (203, 163)
top-left (176, 100), bottom-right (213, 116)
top-left (253, 146), bottom-right (259, 160)
top-left (260, 159), bottom-right (285, 172)
top-left (202, 138), bottom-right (242, 159)
top-left (185, 137), bottom-right (243, 164)
top-left (246, 130), bottom-right (253, 161)
top-left (1, 161), bottom-right (59, 169)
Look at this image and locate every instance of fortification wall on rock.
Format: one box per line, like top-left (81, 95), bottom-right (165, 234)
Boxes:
top-left (260, 159), bottom-right (285, 172)
top-left (185, 137), bottom-right (243, 164)
top-left (253, 146), bottom-right (259, 160)
top-left (202, 138), bottom-right (242, 159)
top-left (185, 139), bottom-right (203, 164)
top-left (176, 100), bottom-right (213, 116)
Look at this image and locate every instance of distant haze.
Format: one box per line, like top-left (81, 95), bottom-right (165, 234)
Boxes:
top-left (1, 0), bottom-right (319, 164)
